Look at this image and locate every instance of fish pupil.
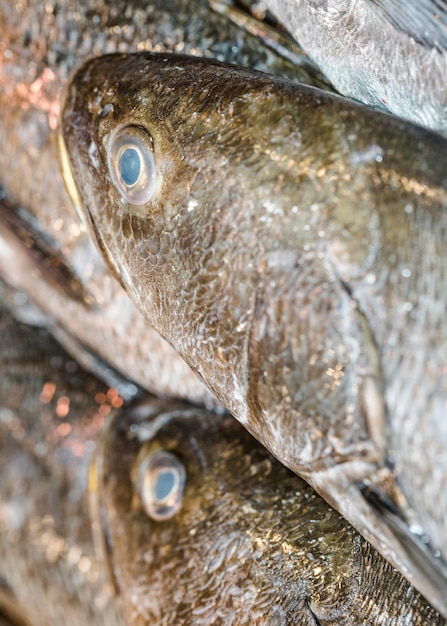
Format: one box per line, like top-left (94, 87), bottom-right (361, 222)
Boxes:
top-left (119, 147), bottom-right (141, 186)
top-left (137, 450), bottom-right (186, 520)
top-left (155, 470), bottom-right (176, 502)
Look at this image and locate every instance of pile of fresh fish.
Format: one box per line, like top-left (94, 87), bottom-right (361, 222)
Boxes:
top-left (0, 282), bottom-right (444, 624)
top-left (1, 0), bottom-right (446, 622)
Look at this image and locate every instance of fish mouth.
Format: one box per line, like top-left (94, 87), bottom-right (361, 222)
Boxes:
top-left (87, 448), bottom-right (119, 594)
top-left (58, 98), bottom-right (136, 294)
top-left (57, 125), bottom-right (90, 233)
top-left (57, 91), bottom-right (107, 259)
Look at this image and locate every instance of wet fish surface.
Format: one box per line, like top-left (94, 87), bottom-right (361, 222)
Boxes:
top-left (61, 51), bottom-right (447, 616)
top-left (0, 0), bottom-right (329, 406)
top-left (263, 0), bottom-right (447, 135)
top-left (91, 395), bottom-right (446, 625)
top-left (1, 279), bottom-right (443, 625)
top-left (0, 279), bottom-right (125, 626)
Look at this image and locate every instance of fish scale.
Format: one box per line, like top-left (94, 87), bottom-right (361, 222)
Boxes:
top-left (1, 0), bottom-right (447, 618)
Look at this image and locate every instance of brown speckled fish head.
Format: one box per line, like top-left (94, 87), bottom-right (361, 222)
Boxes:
top-left (91, 399), bottom-right (445, 625)
top-left (61, 52), bottom-right (447, 617)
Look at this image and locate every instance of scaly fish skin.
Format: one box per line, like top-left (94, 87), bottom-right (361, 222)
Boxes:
top-left (263, 0), bottom-right (447, 135)
top-left (1, 280), bottom-right (443, 624)
top-left (92, 398), bottom-right (445, 625)
top-left (0, 0), bottom-right (328, 406)
top-left (61, 51), bottom-right (447, 615)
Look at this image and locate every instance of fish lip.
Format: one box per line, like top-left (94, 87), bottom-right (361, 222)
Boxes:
top-left (58, 101), bottom-right (128, 291)
top-left (87, 449), bottom-right (119, 594)
top-left (58, 119), bottom-right (90, 232)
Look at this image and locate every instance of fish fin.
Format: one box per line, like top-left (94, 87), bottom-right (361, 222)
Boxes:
top-left (0, 190), bottom-right (95, 308)
top-left (368, 0), bottom-right (447, 50)
top-left (360, 482), bottom-right (447, 595)
top-left (49, 323), bottom-right (142, 402)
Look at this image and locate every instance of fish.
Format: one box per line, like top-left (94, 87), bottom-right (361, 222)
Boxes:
top-left (60, 51), bottom-right (447, 616)
top-left (262, 0), bottom-right (447, 135)
top-left (1, 279), bottom-right (443, 625)
top-left (0, 0), bottom-right (330, 407)
top-left (0, 279), bottom-right (126, 626)
top-left (92, 396), bottom-right (447, 625)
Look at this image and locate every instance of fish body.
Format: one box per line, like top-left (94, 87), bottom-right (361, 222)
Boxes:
top-left (61, 52), bottom-right (447, 615)
top-left (0, 279), bottom-right (125, 626)
top-left (0, 0), bottom-right (329, 405)
top-left (92, 395), bottom-right (446, 625)
top-left (263, 0), bottom-right (447, 135)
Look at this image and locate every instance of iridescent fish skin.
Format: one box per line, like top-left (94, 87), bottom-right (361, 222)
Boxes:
top-left (263, 0), bottom-right (447, 136)
top-left (61, 52), bottom-right (447, 615)
top-left (0, 280), bottom-right (125, 626)
top-left (92, 400), bottom-right (446, 625)
top-left (0, 0), bottom-right (329, 406)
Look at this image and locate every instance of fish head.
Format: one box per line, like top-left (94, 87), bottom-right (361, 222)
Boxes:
top-left (90, 398), bottom-right (443, 625)
top-left (92, 400), bottom-right (330, 624)
top-left (62, 52), bottom-right (447, 616)
top-left (61, 52), bottom-right (379, 423)
top-left (60, 52), bottom-right (319, 333)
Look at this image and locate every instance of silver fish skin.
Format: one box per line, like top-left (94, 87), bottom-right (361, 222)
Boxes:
top-left (262, 0), bottom-right (447, 135)
top-left (91, 398), bottom-right (446, 625)
top-left (0, 280), bottom-right (125, 626)
top-left (0, 0), bottom-right (330, 406)
top-left (61, 52), bottom-right (447, 616)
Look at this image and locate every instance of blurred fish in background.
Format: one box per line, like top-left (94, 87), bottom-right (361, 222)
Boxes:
top-left (261, 0), bottom-right (447, 134)
top-left (0, 279), bottom-right (126, 626)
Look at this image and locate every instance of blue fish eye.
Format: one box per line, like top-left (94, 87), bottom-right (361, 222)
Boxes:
top-left (137, 450), bottom-right (186, 521)
top-left (154, 469), bottom-right (176, 501)
top-left (108, 125), bottom-right (157, 205)
top-left (119, 148), bottom-right (141, 186)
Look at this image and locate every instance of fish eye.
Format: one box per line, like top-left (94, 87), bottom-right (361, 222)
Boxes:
top-left (107, 125), bottom-right (157, 205)
top-left (137, 450), bottom-right (186, 521)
